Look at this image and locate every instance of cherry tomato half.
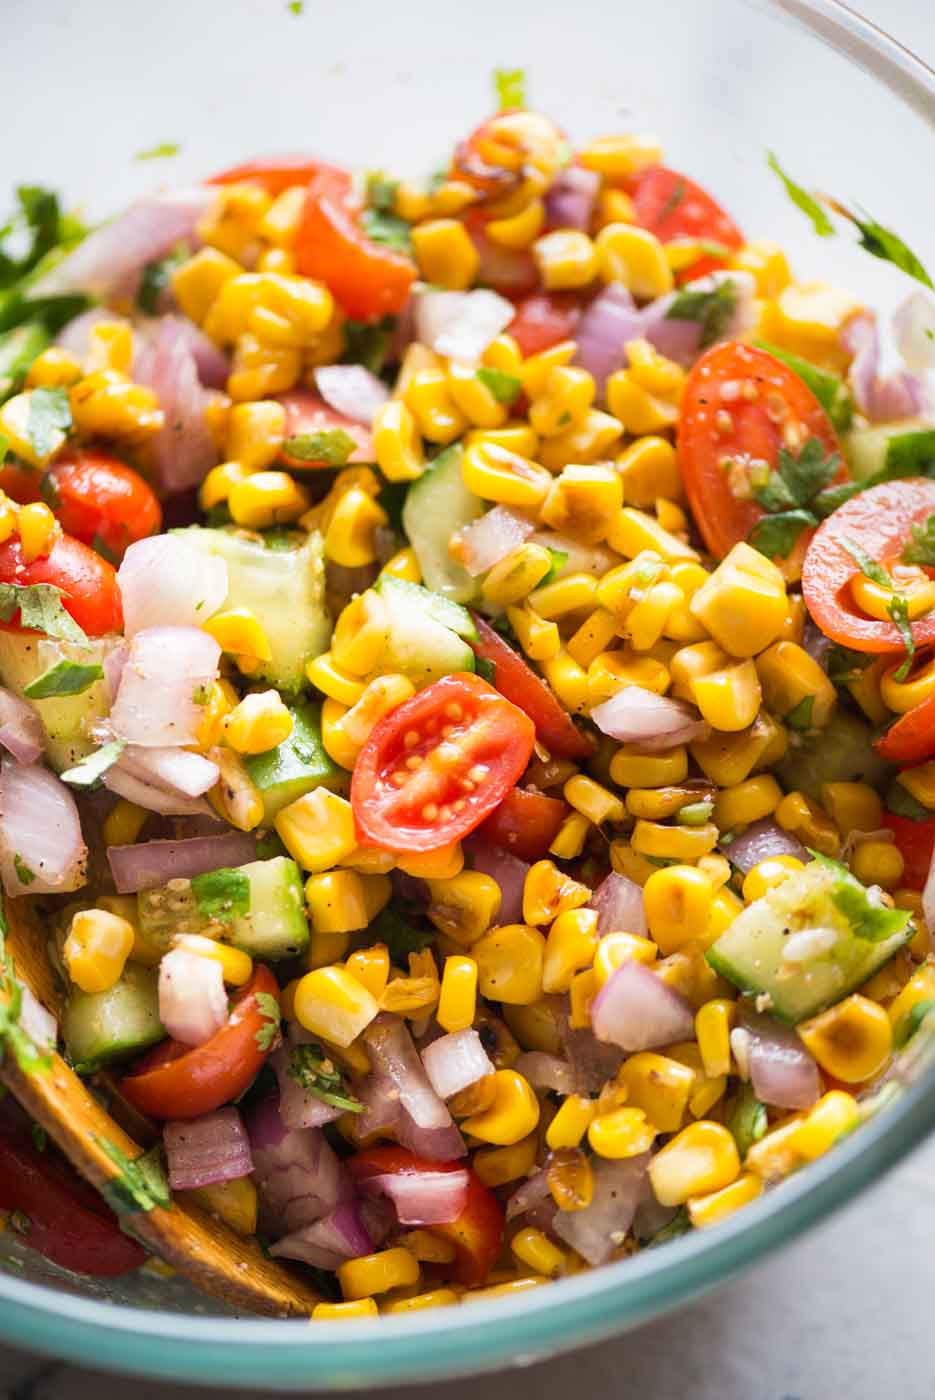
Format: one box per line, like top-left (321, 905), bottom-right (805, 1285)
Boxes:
top-left (477, 787), bottom-right (568, 862)
top-left (347, 1145), bottom-right (504, 1287)
top-left (0, 1101), bottom-right (145, 1276)
top-left (508, 291), bottom-right (582, 357)
top-left (295, 169), bottom-right (416, 322)
top-left (207, 155), bottom-right (348, 195)
top-left (37, 451), bottom-right (161, 563)
top-left (471, 615), bottom-right (594, 760)
top-left (678, 341), bottom-right (843, 564)
top-left (802, 479), bottom-right (935, 654)
top-left (277, 388), bottom-right (374, 470)
top-left (883, 810), bottom-right (935, 890)
top-left (0, 461), bottom-right (43, 505)
top-left (875, 691), bottom-right (935, 766)
top-left (351, 672), bottom-right (535, 853)
top-left (0, 532), bottom-right (122, 637)
top-left (632, 165), bottom-right (743, 281)
top-left (119, 967), bottom-right (279, 1120)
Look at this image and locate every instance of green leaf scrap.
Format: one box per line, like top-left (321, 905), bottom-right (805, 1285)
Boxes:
top-left (135, 143), bottom-right (180, 161)
top-left (26, 386), bottom-right (71, 462)
top-left (24, 658), bottom-right (103, 700)
top-left (811, 852), bottom-right (913, 943)
top-left (903, 513), bottom-right (935, 567)
top-left (371, 906), bottom-right (434, 963)
top-left (288, 1043), bottom-right (363, 1113)
top-left (784, 695), bottom-right (815, 733)
top-left (360, 207), bottom-right (412, 254)
top-left (95, 1139), bottom-right (170, 1214)
top-left (0, 914), bottom-right (51, 1076)
top-left (475, 366), bottom-right (522, 404)
top-left (59, 738), bottom-right (126, 788)
top-left (0, 582), bottom-right (88, 645)
top-left (284, 429), bottom-right (356, 466)
top-left (665, 278), bottom-right (737, 348)
top-left (847, 211), bottom-right (932, 290)
top-left (12, 855), bottom-right (35, 887)
top-left (766, 153), bottom-right (835, 237)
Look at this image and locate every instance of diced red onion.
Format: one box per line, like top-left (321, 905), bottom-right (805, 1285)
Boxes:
top-left (591, 686), bottom-right (710, 751)
top-left (270, 1046), bottom-right (343, 1130)
top-left (514, 1051), bottom-right (575, 1095)
top-left (0, 759), bottom-right (87, 896)
top-left (364, 1016), bottom-right (466, 1160)
top-left (922, 840), bottom-right (935, 939)
top-left (633, 1177), bottom-right (679, 1243)
top-left (471, 229), bottom-right (538, 299)
top-left (118, 535), bottom-right (229, 636)
top-left (527, 531), bottom-right (617, 581)
top-left (110, 626), bottom-right (220, 749)
top-left (415, 288), bottom-right (515, 364)
top-left (107, 832), bottom-right (258, 893)
top-left (103, 644), bottom-right (128, 701)
top-left (0, 689), bottom-right (44, 766)
top-left (642, 271), bottom-right (756, 366)
top-left (158, 948), bottom-right (228, 1048)
top-left (34, 188), bottom-right (213, 302)
top-left (314, 365), bottom-right (389, 426)
top-left (544, 166), bottom-right (600, 232)
top-left (247, 1093), bottom-right (352, 1236)
top-left (103, 767), bottom-right (212, 818)
top-left (505, 1168), bottom-right (551, 1222)
top-left (112, 745), bottom-right (219, 799)
top-left (136, 317), bottom-right (230, 391)
top-left (357, 1168), bottom-right (469, 1226)
top-left (739, 1006), bottom-right (821, 1111)
top-left (269, 1202), bottom-right (373, 1271)
top-left (589, 871), bottom-right (647, 938)
top-left (841, 313), bottom-right (927, 423)
top-left (359, 1196), bottom-right (396, 1248)
top-left (18, 985), bottom-right (57, 1051)
top-left (464, 839), bottom-right (529, 926)
top-left (421, 1028), bottom-right (494, 1100)
top-left (553, 1154), bottom-right (650, 1266)
top-left (164, 1107), bottom-right (252, 1190)
top-left (802, 617), bottom-right (833, 669)
top-left (723, 819), bottom-right (809, 875)
top-left (459, 507), bottom-right (536, 577)
top-left (352, 1069), bottom-right (404, 1141)
top-left (135, 316), bottom-right (220, 493)
top-left (893, 291), bottom-right (935, 371)
top-left (591, 960), bottom-right (694, 1052)
top-left (561, 1025), bottom-right (624, 1094)
top-left (573, 283), bottom-right (642, 391)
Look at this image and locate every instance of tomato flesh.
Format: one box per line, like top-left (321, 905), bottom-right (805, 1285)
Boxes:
top-left (508, 291), bottom-right (582, 357)
top-left (883, 810), bottom-right (935, 891)
top-left (802, 479), bottom-right (935, 654)
top-left (471, 615), bottom-right (593, 759)
top-left (119, 967), bottom-right (279, 1120)
top-left (277, 388), bottom-right (374, 470)
top-left (0, 532), bottom-right (123, 637)
top-left (351, 672), bottom-right (535, 853)
top-left (347, 1146), bottom-right (504, 1287)
top-left (207, 155), bottom-right (348, 195)
top-left (478, 787), bottom-right (568, 861)
top-left (677, 340), bottom-right (843, 563)
top-left (875, 691), bottom-right (935, 765)
top-left (40, 451), bottom-right (161, 562)
top-left (632, 165), bottom-right (743, 281)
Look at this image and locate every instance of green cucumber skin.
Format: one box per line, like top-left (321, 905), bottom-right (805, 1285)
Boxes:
top-left (0, 631), bottom-right (118, 772)
top-left (375, 575), bottom-right (478, 641)
top-left (63, 963), bottom-right (164, 1073)
top-left (244, 699), bottom-right (346, 819)
top-left (401, 445), bottom-right (484, 604)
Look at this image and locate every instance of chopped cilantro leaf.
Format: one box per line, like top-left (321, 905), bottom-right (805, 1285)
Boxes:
top-left (365, 172), bottom-right (399, 215)
top-left (846, 210), bottom-right (933, 290)
top-left (0, 914), bottom-right (51, 1076)
top-left (902, 513), bottom-right (935, 566)
top-left (137, 245), bottom-right (187, 316)
top-left (839, 536), bottom-right (890, 588)
top-left (12, 856), bottom-right (35, 887)
top-left (754, 437), bottom-right (841, 513)
top-left (26, 386), bottom-right (71, 462)
top-left (748, 508), bottom-right (815, 560)
top-left (538, 548), bottom-right (568, 589)
top-left (95, 1139), bottom-right (170, 1214)
top-left (826, 644), bottom-right (872, 686)
top-left (254, 992), bottom-right (281, 1052)
top-left (342, 317), bottom-right (393, 375)
top-left (135, 142), bottom-right (180, 161)
top-left (0, 582), bottom-right (87, 645)
top-left (288, 1043), bottom-right (363, 1113)
top-left (665, 278), bottom-right (737, 347)
top-left (59, 739), bottom-right (126, 788)
top-left (885, 781), bottom-right (931, 823)
top-left (784, 695), bottom-right (815, 732)
top-left (190, 867), bottom-right (250, 923)
top-left (895, 998), bottom-right (935, 1048)
top-left (360, 208), bottom-right (412, 254)
top-left (284, 429), bottom-right (356, 466)
top-left (24, 658), bottom-right (103, 699)
top-left (766, 152), bottom-right (835, 237)
top-left (811, 851), bottom-right (913, 943)
top-left (728, 1084), bottom-right (768, 1159)
top-left (476, 366), bottom-right (522, 404)
top-left (494, 68), bottom-right (526, 110)
top-left (888, 594), bottom-right (915, 682)
top-left (371, 906), bottom-right (434, 963)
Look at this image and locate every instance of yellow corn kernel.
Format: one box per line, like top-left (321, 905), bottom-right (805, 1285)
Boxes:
top-left (540, 467), bottom-right (623, 548)
top-left (798, 994), bottom-right (893, 1084)
top-left (606, 507), bottom-right (697, 565)
top-left (199, 461), bottom-right (257, 511)
top-left (533, 229), bottom-right (597, 290)
top-left (474, 924), bottom-right (545, 1005)
top-left (102, 798), bottom-right (148, 849)
top-left (688, 1171), bottom-right (762, 1228)
top-left (643, 865), bottom-right (714, 956)
top-left (563, 774), bottom-right (625, 826)
top-left (506, 605), bottom-right (561, 662)
top-left (888, 964), bottom-right (935, 1028)
top-left (172, 248), bottom-right (242, 325)
top-left (293, 965), bottom-right (379, 1048)
top-left (427, 871), bottom-right (502, 946)
top-left (312, 1299), bottom-right (379, 1320)
top-left (595, 223), bottom-right (673, 299)
top-left (819, 781), bottom-right (883, 835)
top-left (224, 400), bottom-right (286, 470)
top-left (482, 333), bottom-right (523, 377)
top-left (631, 820), bottom-right (718, 863)
top-left (245, 277), bottom-right (334, 350)
top-left (542, 909), bottom-right (599, 994)
top-left (183, 1175), bottom-right (258, 1237)
top-left (594, 186), bottom-right (636, 230)
top-left (380, 948), bottom-right (441, 1017)
top-left (698, 852), bottom-right (732, 890)
top-left (25, 346), bottom-right (83, 389)
top-left (85, 320), bottom-right (133, 375)
top-left (618, 1051), bottom-right (696, 1134)
top-left (305, 652), bottom-right (367, 707)
top-left (341, 674), bottom-right (415, 753)
top-left (444, 361), bottom-right (510, 431)
top-left (483, 195), bottom-right (545, 250)
top-left (222, 690), bottom-right (293, 756)
top-left (529, 366), bottom-right (596, 438)
top-left (688, 543), bottom-right (787, 658)
top-left (208, 747), bottom-right (264, 831)
top-left (303, 930), bottom-right (352, 972)
top-left (338, 1246), bottom-right (420, 1301)
top-left (694, 999), bottom-right (735, 1080)
top-left (275, 788), bottom-right (357, 873)
top-left (789, 1090), bottom-right (860, 1163)
top-left (520, 341), bottom-right (577, 400)
top-left (895, 760), bottom-right (935, 812)
top-left (203, 608), bottom-right (272, 665)
top-left (605, 370), bottom-right (676, 436)
top-left (227, 470), bottom-right (310, 528)
top-left (529, 573), bottom-right (598, 622)
top-left (392, 180), bottom-right (433, 221)
top-left (649, 1120), bottom-right (740, 1206)
top-left (396, 843), bottom-right (464, 880)
top-left (462, 1068), bottom-right (540, 1145)
top-left (625, 785), bottom-right (696, 821)
top-left (256, 247), bottom-right (296, 274)
top-left (382, 1288), bottom-right (459, 1314)
top-left (436, 955), bottom-right (478, 1032)
top-left (172, 933), bottom-right (253, 988)
top-left (567, 966), bottom-right (599, 1028)
top-left (624, 581), bottom-right (685, 652)
top-left (768, 282), bottom-right (863, 370)
top-left (404, 369), bottom-right (468, 445)
top-left (411, 219), bottom-right (479, 290)
top-left (578, 134), bottom-right (663, 177)
top-left (481, 543), bottom-right (552, 607)
top-left (368, 398), bottom-right (423, 483)
top-left (226, 331), bottom-right (303, 400)
top-left (566, 609), bottom-right (617, 669)
top-left (756, 641), bottom-right (836, 731)
top-left (304, 870), bottom-right (375, 934)
top-left (739, 855), bottom-right (805, 907)
top-left (462, 440), bottom-right (552, 510)
top-left (472, 1133), bottom-right (538, 1187)
top-left (669, 639), bottom-right (726, 698)
top-left (0, 391), bottom-right (67, 466)
top-left (500, 997), bottom-right (563, 1056)
top-left (399, 1229), bottom-right (457, 1265)
top-left (851, 565), bottom-right (935, 624)
top-left (713, 775), bottom-right (783, 833)
top-left (616, 436), bottom-right (681, 509)
top-left (70, 368), bottom-right (163, 438)
top-left (692, 660), bottom-right (761, 733)
top-left (690, 711), bottom-right (785, 787)
top-left (194, 678), bottom-right (236, 756)
top-left (537, 409), bottom-right (623, 471)
top-left (588, 1106), bottom-right (656, 1159)
top-left (593, 933), bottom-right (657, 987)
top-left (610, 745), bottom-right (688, 789)
top-left (344, 943), bottom-right (391, 1000)
top-left (730, 240), bottom-right (791, 298)
top-left (548, 811), bottom-right (590, 861)
top-left (850, 839), bottom-right (905, 891)
top-left (63, 909), bottom-right (135, 994)
top-left (331, 591), bottom-right (388, 676)
top-left (589, 648), bottom-right (670, 705)
top-left (15, 501), bottom-right (57, 562)
top-left (625, 339), bottom-right (687, 399)
top-left (510, 1227), bottom-right (566, 1278)
top-left (545, 1094), bottom-right (596, 1151)
top-left (774, 791), bottom-right (840, 857)
top-left (546, 1145), bottom-right (594, 1212)
top-left (540, 650), bottom-right (589, 714)
top-left (253, 183), bottom-right (306, 245)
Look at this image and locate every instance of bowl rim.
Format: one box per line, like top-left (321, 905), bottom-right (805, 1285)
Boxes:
top-left (1, 0), bottom-right (934, 1388)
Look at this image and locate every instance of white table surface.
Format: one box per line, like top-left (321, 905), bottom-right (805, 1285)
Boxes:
top-left (1, 1), bottom-right (932, 1396)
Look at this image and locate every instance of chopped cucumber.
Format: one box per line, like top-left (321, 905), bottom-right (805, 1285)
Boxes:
top-left (173, 526), bottom-right (329, 692)
top-left (375, 575), bottom-right (477, 640)
top-left (377, 578), bottom-right (475, 688)
top-left (844, 418), bottom-right (932, 482)
top-left (63, 963), bottom-right (163, 1073)
top-left (401, 445), bottom-right (483, 603)
top-left (755, 342), bottom-right (853, 433)
top-left (138, 856), bottom-right (309, 960)
top-left (244, 699), bottom-right (346, 819)
top-left (707, 859), bottom-right (913, 1023)
top-left (775, 707), bottom-right (892, 802)
top-left (0, 631), bottom-right (120, 772)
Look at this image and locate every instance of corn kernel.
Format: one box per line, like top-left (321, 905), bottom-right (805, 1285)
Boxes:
top-left (730, 240), bottom-right (791, 298)
top-left (546, 1094), bottom-right (596, 1150)
top-left (688, 1171), bottom-right (762, 1227)
top-left (481, 543), bottom-right (552, 606)
top-left (789, 1090), bottom-right (860, 1162)
top-left (537, 409), bottom-right (623, 471)
top-left (593, 932), bottom-right (658, 986)
top-left (102, 798), bottom-right (148, 848)
top-left (692, 660), bottom-right (762, 733)
top-left (529, 366), bottom-right (596, 439)
top-left (411, 220), bottom-right (479, 290)
top-left (631, 820), bottom-right (718, 862)
top-left (533, 230), bottom-right (597, 290)
top-left (228, 470), bottom-right (310, 528)
top-left (25, 347), bottom-right (83, 390)
top-left (564, 774), bottom-right (625, 826)
top-left (541, 650), bottom-right (589, 713)
top-left (207, 747), bottom-right (265, 830)
top-left (224, 400), bottom-right (286, 470)
top-left (548, 811), bottom-right (590, 861)
top-left (345, 943), bottom-right (391, 999)
top-left (462, 440), bottom-right (552, 509)
top-left (305, 652), bottom-right (368, 707)
top-left (797, 994), bottom-right (893, 1083)
top-left (436, 955), bottom-right (478, 1032)
top-left (305, 870), bottom-right (385, 934)
top-left (756, 641), bottom-right (836, 730)
top-left (172, 933), bottom-right (253, 987)
top-left (520, 341), bottom-right (577, 400)
top-left (399, 1229), bottom-right (457, 1265)
top-left (689, 543), bottom-right (787, 659)
top-left (293, 965), bottom-right (379, 1048)
top-left (172, 248), bottom-right (242, 325)
top-left (427, 871), bottom-right (502, 946)
top-left (462, 1068), bottom-right (540, 1145)
top-left (643, 865), bottom-right (714, 955)
top-left (610, 745), bottom-right (688, 789)
top-left (850, 839), bottom-right (905, 891)
top-left (542, 908), bottom-right (599, 994)
top-left (588, 1106), bottom-right (656, 1159)
top-left (649, 1120), bottom-right (740, 1206)
top-left (64, 909), bottom-right (135, 994)
top-left (506, 605), bottom-right (561, 662)
top-left (341, 674), bottom-right (415, 752)
top-left (578, 134), bottom-right (663, 177)
top-left (714, 774), bottom-right (782, 832)
top-left (275, 788), bottom-right (357, 873)
top-left (473, 925), bottom-right (545, 1005)
top-left (472, 1134), bottom-right (538, 1187)
top-left (338, 1246), bottom-right (420, 1300)
top-left (396, 843), bottom-right (464, 880)
top-left (331, 591), bottom-right (389, 675)
top-left (223, 690), bottom-right (293, 755)
top-left (595, 223), bottom-right (673, 299)
top-left (775, 791), bottom-right (840, 857)
top-left (618, 1051), bottom-right (696, 1133)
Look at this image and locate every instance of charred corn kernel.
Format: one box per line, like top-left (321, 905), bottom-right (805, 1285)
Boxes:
top-left (228, 470), bottom-right (310, 528)
top-left (380, 948), bottom-right (441, 1017)
top-left (798, 994), bottom-right (892, 1083)
top-left (537, 409), bottom-right (623, 471)
top-left (511, 1227), bottom-right (567, 1278)
top-left (224, 400), bottom-right (286, 469)
top-left (341, 674), bottom-right (415, 752)
top-left (25, 346), bottom-right (83, 389)
top-left (437, 955), bottom-right (478, 1032)
top-left (304, 870), bottom-right (373, 934)
top-left (610, 745), bottom-right (688, 789)
top-left (16, 501), bottom-right (57, 561)
top-left (0, 391), bottom-right (67, 466)
top-left (294, 965), bottom-right (379, 1048)
top-left (730, 240), bottom-right (791, 298)
top-left (649, 1120), bottom-right (740, 1206)
top-left (564, 774), bottom-right (625, 826)
top-left (462, 440), bottom-right (551, 509)
top-left (501, 997), bottom-right (563, 1055)
top-left (473, 924), bottom-right (545, 1005)
top-left (200, 461), bottom-right (256, 510)
top-left (595, 224), bottom-right (673, 299)
top-left (540, 465), bottom-right (623, 545)
top-left (208, 747), bottom-right (264, 831)
top-left (529, 573), bottom-right (598, 621)
top-left (546, 1095), bottom-right (596, 1151)
top-left (506, 605), bottom-right (561, 662)
top-left (411, 219), bottom-right (479, 290)
top-left (331, 591), bottom-right (388, 677)
top-left (775, 790), bottom-right (840, 857)
top-left (713, 775), bottom-right (782, 832)
top-left (692, 660), bottom-right (761, 733)
top-left (404, 369), bottom-right (468, 445)
top-left (756, 641), bottom-right (836, 730)
top-left (643, 865), bottom-right (715, 955)
top-left (690, 712), bottom-right (783, 787)
top-left (102, 798), bottom-right (148, 850)
top-left (533, 230), bottom-right (597, 290)
top-left (275, 788), bottom-right (357, 873)
top-left (313, 1298), bottom-right (379, 1320)
top-left (223, 690), bottom-right (293, 755)
top-left (481, 543), bottom-right (552, 606)
top-left (549, 811), bottom-right (590, 860)
top-left (588, 1106), bottom-right (656, 1159)
top-left (578, 134), bottom-right (663, 177)
top-left (483, 195), bottom-right (545, 249)
top-left (338, 1247), bottom-right (420, 1301)
top-left (820, 781), bottom-right (883, 834)
top-left (523, 851), bottom-right (587, 929)
top-left (631, 820), bottom-right (719, 863)
top-left (172, 248), bottom-right (242, 326)
top-left (520, 341), bottom-right (577, 399)
top-left (618, 1052), bottom-right (695, 1133)
top-left (203, 608), bottom-right (272, 662)
top-left (688, 543), bottom-right (787, 658)
top-left (888, 965), bottom-right (935, 1028)
top-left (541, 650), bottom-right (589, 714)
top-left (593, 933), bottom-right (658, 986)
top-left (688, 1171), bottom-right (762, 1228)
top-left (172, 933), bottom-right (253, 987)
top-left (617, 437), bottom-right (681, 508)
top-left (529, 366), bottom-right (596, 438)
top-left (397, 843), bottom-right (464, 880)
top-left (606, 507), bottom-right (697, 564)
top-left (427, 871), bottom-right (502, 945)
top-left (462, 1068), bottom-right (540, 1145)
top-left (567, 966), bottom-right (599, 1028)
top-left (303, 931), bottom-right (352, 972)
top-left (85, 321), bottom-right (133, 375)
top-left (183, 1175), bottom-right (258, 1236)
top-left (742, 854), bottom-right (805, 904)
top-left (566, 609), bottom-right (618, 669)
top-left (694, 1000), bottom-right (735, 1080)
top-left (790, 1091), bottom-right (860, 1164)
top-left (450, 1074), bottom-right (499, 1119)
top-left (305, 652), bottom-right (367, 707)
top-left (400, 1230), bottom-right (457, 1265)
top-left (64, 909), bottom-right (135, 994)
top-left (370, 398), bottom-right (424, 483)
top-left (850, 839), bottom-right (904, 890)
top-left (896, 760), bottom-right (935, 812)
top-left (542, 909), bottom-right (599, 993)
top-left (547, 1146), bottom-right (594, 1212)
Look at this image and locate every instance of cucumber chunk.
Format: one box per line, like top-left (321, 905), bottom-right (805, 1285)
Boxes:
top-left (377, 580), bottom-right (475, 688)
top-left (244, 699), bottom-right (346, 819)
top-left (375, 575), bottom-right (477, 640)
top-left (0, 631), bottom-right (120, 772)
top-left (63, 963), bottom-right (163, 1073)
top-left (775, 707), bottom-right (892, 802)
top-left (138, 855), bottom-right (309, 960)
top-left (401, 445), bottom-right (484, 603)
top-left (707, 859), bottom-right (913, 1023)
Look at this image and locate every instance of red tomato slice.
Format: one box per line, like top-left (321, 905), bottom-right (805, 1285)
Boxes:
top-left (875, 691), bottom-right (935, 765)
top-left (0, 1102), bottom-right (145, 1276)
top-left (471, 615), bottom-right (594, 760)
top-left (463, 211), bottom-right (539, 299)
top-left (295, 170), bottom-right (416, 322)
top-left (207, 155), bottom-right (348, 195)
top-left (0, 532), bottom-right (122, 636)
top-left (477, 787), bottom-right (568, 861)
top-left (277, 388), bottom-right (374, 470)
top-left (508, 291), bottom-right (582, 357)
top-left (119, 967), bottom-right (279, 1120)
top-left (632, 165), bottom-right (743, 281)
top-left (0, 461), bottom-right (43, 505)
top-left (347, 1146), bottom-right (504, 1287)
top-left (678, 341), bottom-right (843, 563)
top-left (38, 451), bottom-right (161, 563)
top-left (802, 479), bottom-right (935, 654)
top-left (883, 810), bottom-right (935, 890)
top-left (351, 672), bottom-right (535, 853)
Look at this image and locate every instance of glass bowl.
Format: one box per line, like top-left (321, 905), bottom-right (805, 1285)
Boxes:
top-left (1, 0), bottom-right (933, 1386)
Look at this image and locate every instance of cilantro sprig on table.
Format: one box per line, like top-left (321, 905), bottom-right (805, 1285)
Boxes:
top-left (747, 436), bottom-right (841, 559)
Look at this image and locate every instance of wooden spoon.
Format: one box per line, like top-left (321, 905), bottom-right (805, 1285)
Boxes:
top-left (1, 896), bottom-right (321, 1318)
